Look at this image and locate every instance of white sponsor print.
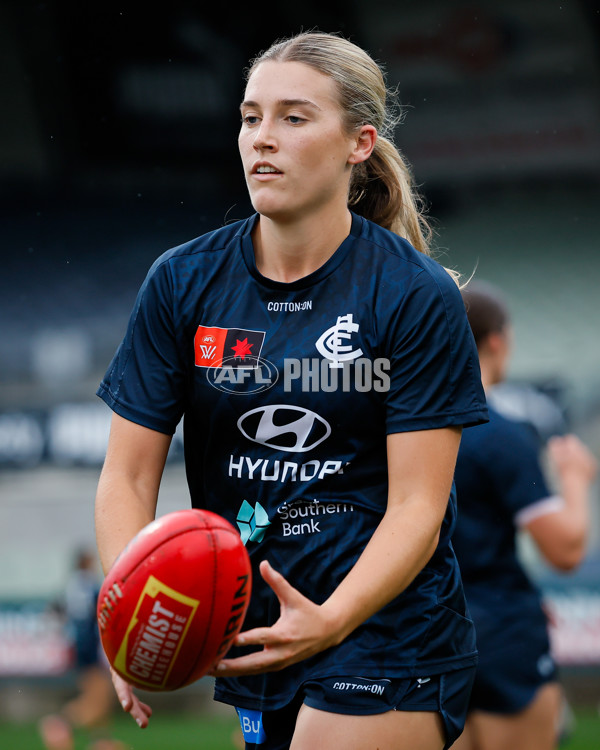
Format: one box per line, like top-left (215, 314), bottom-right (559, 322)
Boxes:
top-left (267, 301), bottom-right (313, 312)
top-left (232, 407), bottom-right (348, 487)
top-left (315, 313), bottom-right (363, 368)
top-left (332, 678), bottom-right (391, 695)
top-left (237, 405), bottom-right (331, 453)
top-left (277, 498), bottom-right (355, 537)
top-left (228, 455), bottom-right (350, 483)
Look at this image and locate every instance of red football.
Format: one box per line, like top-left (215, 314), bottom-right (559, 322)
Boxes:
top-left (97, 509), bottom-right (251, 691)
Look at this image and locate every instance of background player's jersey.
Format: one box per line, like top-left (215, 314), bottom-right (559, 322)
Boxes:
top-left (98, 212), bottom-right (487, 711)
top-left (453, 406), bottom-right (553, 654)
top-left (453, 405), bottom-right (552, 589)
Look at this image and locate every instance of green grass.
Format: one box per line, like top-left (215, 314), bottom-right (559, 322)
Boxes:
top-left (560, 709), bottom-right (600, 750)
top-left (0, 712), bottom-right (241, 750)
top-left (0, 708), bottom-right (597, 749)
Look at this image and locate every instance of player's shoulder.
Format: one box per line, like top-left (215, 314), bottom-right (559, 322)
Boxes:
top-left (356, 214), bottom-right (455, 284)
top-left (355, 214), bottom-right (463, 321)
top-left (461, 405), bottom-right (539, 458)
top-left (149, 216), bottom-right (252, 273)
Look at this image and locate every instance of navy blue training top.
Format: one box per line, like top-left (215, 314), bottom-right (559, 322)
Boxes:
top-left (98, 212), bottom-right (488, 711)
top-left (453, 405), bottom-right (553, 629)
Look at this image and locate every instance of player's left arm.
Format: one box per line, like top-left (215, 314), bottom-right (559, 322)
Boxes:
top-left (524, 434), bottom-right (597, 571)
top-left (213, 426), bottom-right (461, 676)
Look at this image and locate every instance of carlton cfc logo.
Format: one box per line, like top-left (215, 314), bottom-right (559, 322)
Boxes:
top-left (237, 405), bottom-right (331, 453)
top-left (315, 314), bottom-right (363, 367)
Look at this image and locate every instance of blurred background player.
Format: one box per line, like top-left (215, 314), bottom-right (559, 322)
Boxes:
top-left (38, 549), bottom-right (125, 750)
top-left (452, 280), bottom-right (597, 750)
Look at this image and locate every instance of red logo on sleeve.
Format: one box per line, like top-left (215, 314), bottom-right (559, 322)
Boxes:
top-left (194, 326), bottom-right (265, 368)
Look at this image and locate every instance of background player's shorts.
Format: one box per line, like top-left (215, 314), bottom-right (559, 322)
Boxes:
top-left (236, 666), bottom-right (475, 750)
top-left (468, 637), bottom-right (557, 713)
top-left (72, 622), bottom-right (102, 669)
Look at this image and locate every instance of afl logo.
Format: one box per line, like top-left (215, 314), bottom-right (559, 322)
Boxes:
top-left (206, 356), bottom-right (279, 394)
top-left (237, 405), bottom-right (331, 453)
top-left (202, 335), bottom-right (216, 343)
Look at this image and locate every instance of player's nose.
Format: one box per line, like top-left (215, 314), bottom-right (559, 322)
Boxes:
top-left (253, 118), bottom-right (277, 151)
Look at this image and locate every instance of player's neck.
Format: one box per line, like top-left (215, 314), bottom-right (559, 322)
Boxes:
top-left (252, 208), bottom-right (352, 284)
top-left (479, 361), bottom-right (501, 392)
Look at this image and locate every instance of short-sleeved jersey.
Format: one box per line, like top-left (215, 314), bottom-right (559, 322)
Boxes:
top-left (98, 212), bottom-right (488, 711)
top-left (452, 405), bottom-right (553, 645)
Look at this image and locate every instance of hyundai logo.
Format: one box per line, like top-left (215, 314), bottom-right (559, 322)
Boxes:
top-left (237, 405), bottom-right (331, 453)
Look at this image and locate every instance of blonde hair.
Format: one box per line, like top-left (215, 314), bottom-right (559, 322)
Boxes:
top-left (245, 31), bottom-right (433, 256)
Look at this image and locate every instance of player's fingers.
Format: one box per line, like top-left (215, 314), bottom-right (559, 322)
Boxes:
top-left (211, 649), bottom-right (291, 676)
top-left (259, 559), bottom-right (304, 604)
top-left (129, 697), bottom-right (152, 728)
top-left (548, 435), bottom-right (597, 477)
top-left (137, 700), bottom-right (153, 718)
top-left (111, 669), bottom-right (134, 710)
top-left (111, 669), bottom-right (152, 727)
top-left (234, 625), bottom-right (277, 647)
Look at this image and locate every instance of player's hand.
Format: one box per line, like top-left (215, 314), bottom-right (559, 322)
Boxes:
top-left (210, 560), bottom-right (342, 676)
top-left (110, 667), bottom-right (153, 728)
top-left (548, 434), bottom-right (598, 484)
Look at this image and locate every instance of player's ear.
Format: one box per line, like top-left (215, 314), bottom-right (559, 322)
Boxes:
top-left (348, 125), bottom-right (377, 166)
top-left (485, 331), bottom-right (511, 362)
top-left (487, 331), bottom-right (501, 351)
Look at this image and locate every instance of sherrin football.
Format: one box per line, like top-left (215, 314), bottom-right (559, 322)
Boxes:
top-left (97, 509), bottom-right (251, 691)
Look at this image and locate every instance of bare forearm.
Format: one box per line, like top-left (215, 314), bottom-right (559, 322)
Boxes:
top-left (95, 469), bottom-right (158, 573)
top-left (553, 472), bottom-right (592, 562)
top-left (531, 434), bottom-right (599, 570)
top-left (321, 496), bottom-right (441, 644)
top-left (95, 414), bottom-right (172, 573)
top-left (320, 429), bottom-right (459, 644)
top-left (560, 467), bottom-right (591, 516)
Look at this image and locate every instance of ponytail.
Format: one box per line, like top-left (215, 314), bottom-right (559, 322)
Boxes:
top-left (349, 136), bottom-right (431, 255)
top-left (349, 137), bottom-right (461, 284)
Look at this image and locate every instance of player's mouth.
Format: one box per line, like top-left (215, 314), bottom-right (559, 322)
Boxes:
top-left (252, 162), bottom-right (282, 176)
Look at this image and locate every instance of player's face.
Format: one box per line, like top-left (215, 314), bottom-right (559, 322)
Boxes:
top-left (239, 61), bottom-right (358, 222)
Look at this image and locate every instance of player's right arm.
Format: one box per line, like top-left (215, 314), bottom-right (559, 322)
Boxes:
top-left (95, 412), bottom-right (172, 728)
top-left (523, 434), bottom-right (597, 571)
top-left (95, 413), bottom-right (172, 572)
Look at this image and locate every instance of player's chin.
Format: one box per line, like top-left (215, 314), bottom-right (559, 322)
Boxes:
top-left (249, 195), bottom-right (297, 223)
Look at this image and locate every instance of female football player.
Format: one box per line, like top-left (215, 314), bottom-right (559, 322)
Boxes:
top-left (95, 31), bottom-right (488, 749)
top-left (452, 280), bottom-right (597, 750)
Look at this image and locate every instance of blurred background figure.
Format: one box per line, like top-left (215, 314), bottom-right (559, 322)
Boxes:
top-left (38, 549), bottom-right (125, 750)
top-left (452, 280), bottom-right (597, 750)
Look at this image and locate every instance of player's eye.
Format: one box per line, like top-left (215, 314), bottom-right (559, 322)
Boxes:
top-left (242, 115), bottom-right (260, 126)
top-left (286, 115), bottom-right (305, 125)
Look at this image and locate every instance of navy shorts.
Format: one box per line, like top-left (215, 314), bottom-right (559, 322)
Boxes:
top-left (236, 666), bottom-right (476, 750)
top-left (469, 643), bottom-right (557, 714)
